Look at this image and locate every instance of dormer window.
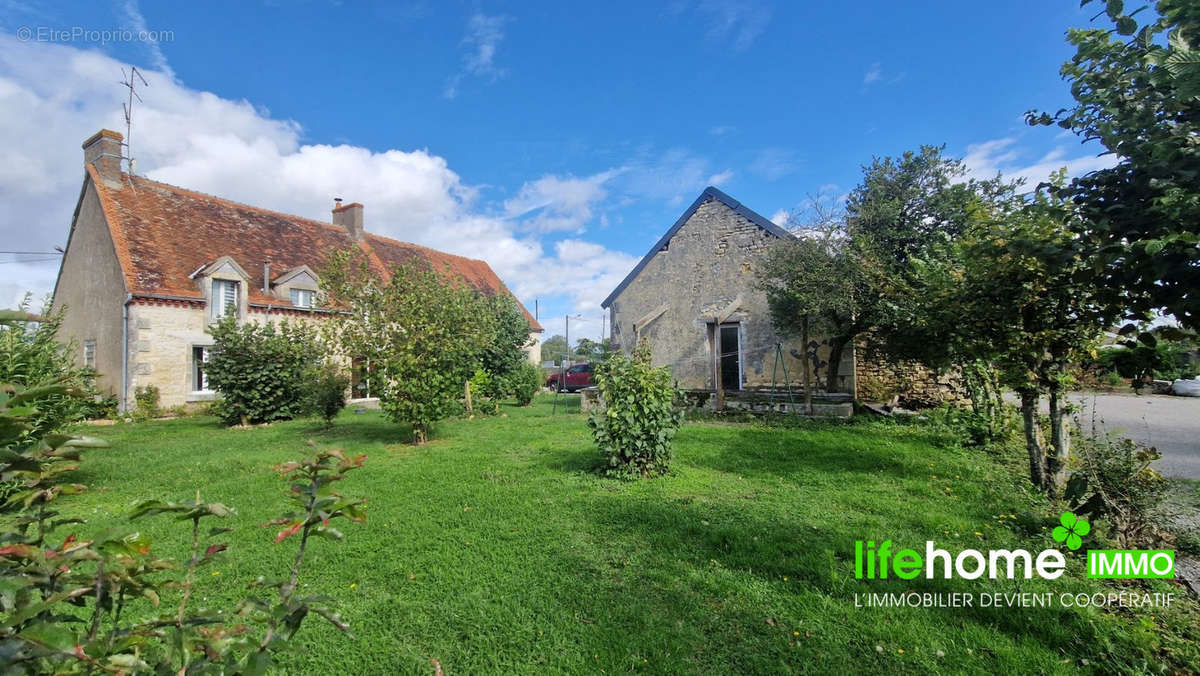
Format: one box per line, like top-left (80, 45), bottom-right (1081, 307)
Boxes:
top-left (290, 288), bottom-right (315, 308)
top-left (213, 279), bottom-right (239, 319)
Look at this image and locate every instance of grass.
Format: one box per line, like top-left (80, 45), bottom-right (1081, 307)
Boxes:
top-left (53, 396), bottom-right (1198, 674)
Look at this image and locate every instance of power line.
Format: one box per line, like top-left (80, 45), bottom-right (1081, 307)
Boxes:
top-left (0, 258), bottom-right (60, 265)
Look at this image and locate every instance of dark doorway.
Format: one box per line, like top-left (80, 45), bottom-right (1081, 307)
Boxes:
top-left (719, 323), bottom-right (741, 391)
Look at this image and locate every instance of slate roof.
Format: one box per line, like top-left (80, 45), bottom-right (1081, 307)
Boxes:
top-left (85, 165), bottom-right (542, 330)
top-left (600, 186), bottom-right (792, 308)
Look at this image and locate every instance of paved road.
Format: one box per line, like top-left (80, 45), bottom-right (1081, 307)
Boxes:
top-left (1062, 392), bottom-right (1200, 480)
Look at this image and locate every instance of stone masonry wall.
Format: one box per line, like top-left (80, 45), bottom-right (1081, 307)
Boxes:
top-left (126, 303), bottom-right (328, 409)
top-left (608, 197), bottom-right (855, 392)
top-left (855, 343), bottom-right (967, 408)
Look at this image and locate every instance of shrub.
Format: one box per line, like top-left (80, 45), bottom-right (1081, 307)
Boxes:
top-left (478, 295), bottom-right (535, 396)
top-left (133, 383), bottom-right (161, 418)
top-left (467, 368), bottom-right (500, 416)
top-left (0, 304), bottom-right (102, 438)
top-left (1066, 432), bottom-right (1168, 548)
top-left (83, 393), bottom-right (119, 419)
top-left (307, 362), bottom-right (350, 427)
top-left (0, 361), bottom-right (366, 673)
top-left (322, 256), bottom-right (494, 443)
top-left (510, 362), bottom-right (541, 406)
top-left (205, 317), bottom-right (319, 426)
top-left (588, 341), bottom-right (682, 478)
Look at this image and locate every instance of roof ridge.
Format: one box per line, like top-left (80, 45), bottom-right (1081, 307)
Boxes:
top-left (124, 173), bottom-right (351, 235)
top-left (125, 173), bottom-right (495, 268)
top-left (363, 232), bottom-right (491, 267)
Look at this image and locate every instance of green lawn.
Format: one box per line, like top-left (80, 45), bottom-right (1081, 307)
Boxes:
top-left (57, 397), bottom-right (1197, 674)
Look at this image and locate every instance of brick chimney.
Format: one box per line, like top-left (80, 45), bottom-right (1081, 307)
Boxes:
top-left (82, 129), bottom-right (124, 187)
top-left (332, 201), bottom-right (364, 240)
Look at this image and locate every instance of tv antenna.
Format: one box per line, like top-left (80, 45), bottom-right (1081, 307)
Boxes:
top-left (120, 66), bottom-right (148, 174)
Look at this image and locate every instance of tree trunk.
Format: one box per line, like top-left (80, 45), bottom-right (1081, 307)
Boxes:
top-left (1020, 390), bottom-right (1047, 489)
top-left (825, 335), bottom-right (848, 394)
top-left (802, 317), bottom-right (813, 415)
top-left (464, 379), bottom-right (473, 415)
top-left (1046, 385), bottom-right (1070, 497)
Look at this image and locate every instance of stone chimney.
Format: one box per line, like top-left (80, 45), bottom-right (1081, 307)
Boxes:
top-left (82, 129), bottom-right (124, 187)
top-left (332, 201), bottom-right (364, 240)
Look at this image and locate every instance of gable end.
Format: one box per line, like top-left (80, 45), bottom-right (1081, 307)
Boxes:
top-left (600, 186), bottom-right (791, 308)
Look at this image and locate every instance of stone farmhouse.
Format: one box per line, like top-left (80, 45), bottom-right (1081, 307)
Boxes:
top-left (52, 129), bottom-right (542, 410)
top-left (602, 186), bottom-right (959, 406)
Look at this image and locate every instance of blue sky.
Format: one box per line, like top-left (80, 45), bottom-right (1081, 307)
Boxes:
top-left (0, 1), bottom-right (1112, 341)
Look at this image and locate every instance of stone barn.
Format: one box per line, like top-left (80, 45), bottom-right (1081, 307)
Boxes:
top-left (601, 186), bottom-right (856, 397)
top-left (601, 186), bottom-right (968, 408)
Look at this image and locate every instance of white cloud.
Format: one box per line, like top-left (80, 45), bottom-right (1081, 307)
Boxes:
top-left (861, 62), bottom-right (903, 92)
top-left (0, 34), bottom-right (636, 320)
top-left (444, 13), bottom-right (508, 99)
top-left (503, 170), bottom-right (621, 233)
top-left (961, 137), bottom-right (1118, 186)
top-left (119, 0), bottom-right (171, 78)
top-left (769, 209), bottom-right (788, 226)
top-left (616, 147), bottom-right (734, 205)
top-left (696, 0), bottom-right (772, 52)
top-left (708, 124), bottom-right (735, 136)
top-left (749, 147), bottom-right (796, 181)
top-left (707, 169), bottom-right (734, 186)
top-left (863, 62), bottom-right (882, 86)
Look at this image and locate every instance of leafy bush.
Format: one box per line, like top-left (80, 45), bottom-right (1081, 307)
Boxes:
top-left (133, 383), bottom-right (161, 418)
top-left (587, 341), bottom-right (682, 478)
top-left (1066, 432), bottom-right (1168, 548)
top-left (510, 362), bottom-right (541, 406)
top-left (79, 393), bottom-right (118, 420)
top-left (478, 295), bottom-right (535, 396)
top-left (928, 404), bottom-right (1018, 449)
top-left (307, 362), bottom-right (350, 427)
top-left (0, 361), bottom-right (367, 673)
top-left (0, 305), bottom-right (101, 438)
top-left (467, 368), bottom-right (500, 416)
top-left (205, 317), bottom-right (319, 426)
top-left (322, 256), bottom-right (494, 443)
top-left (1092, 338), bottom-right (1196, 387)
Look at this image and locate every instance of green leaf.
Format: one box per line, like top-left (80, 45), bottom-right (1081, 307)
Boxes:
top-left (18, 622), bottom-right (76, 653)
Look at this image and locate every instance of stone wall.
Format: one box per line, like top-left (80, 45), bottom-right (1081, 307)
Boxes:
top-left (126, 302), bottom-right (330, 409)
top-left (855, 346), bottom-right (966, 408)
top-left (607, 197), bottom-right (855, 393)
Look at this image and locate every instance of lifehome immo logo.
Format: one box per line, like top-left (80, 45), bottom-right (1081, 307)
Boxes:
top-left (854, 512), bottom-right (1174, 582)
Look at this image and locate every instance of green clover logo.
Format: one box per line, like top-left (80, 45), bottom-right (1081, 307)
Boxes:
top-left (1052, 511), bottom-right (1090, 551)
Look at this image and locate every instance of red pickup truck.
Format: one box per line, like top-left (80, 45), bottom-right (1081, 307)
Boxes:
top-left (546, 363), bottom-right (594, 392)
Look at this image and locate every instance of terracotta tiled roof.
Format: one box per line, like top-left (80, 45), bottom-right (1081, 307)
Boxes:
top-left (87, 167), bottom-right (542, 331)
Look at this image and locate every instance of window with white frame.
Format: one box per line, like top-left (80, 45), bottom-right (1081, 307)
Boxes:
top-left (290, 288), bottom-right (315, 308)
top-left (82, 339), bottom-right (96, 369)
top-left (212, 279), bottom-right (239, 318)
top-left (192, 346), bottom-right (210, 392)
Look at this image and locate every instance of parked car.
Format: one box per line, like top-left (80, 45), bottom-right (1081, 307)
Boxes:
top-left (546, 363), bottom-right (594, 392)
